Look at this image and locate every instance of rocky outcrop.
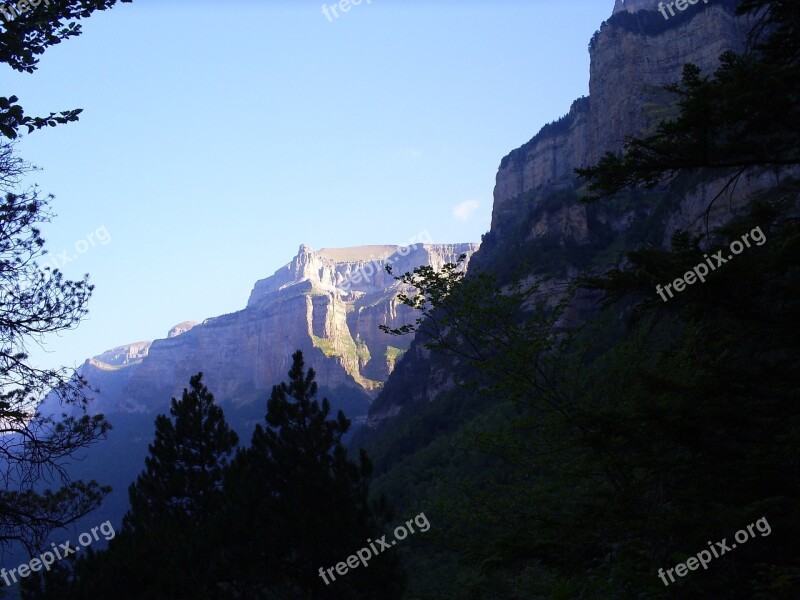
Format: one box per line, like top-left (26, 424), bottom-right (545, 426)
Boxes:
top-left (167, 321), bottom-right (197, 338)
top-left (90, 341), bottom-right (151, 368)
top-left (76, 242), bottom-right (478, 418)
top-left (45, 244), bottom-right (481, 545)
top-left (613, 0), bottom-right (660, 15)
top-left (491, 0), bottom-right (752, 240)
top-left (367, 0), bottom-right (763, 430)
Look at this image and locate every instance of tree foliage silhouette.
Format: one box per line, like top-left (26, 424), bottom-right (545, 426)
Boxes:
top-left (0, 0), bottom-right (132, 139)
top-left (0, 150), bottom-right (109, 554)
top-left (224, 350), bottom-right (406, 599)
top-left (0, 0), bottom-right (130, 556)
top-left (576, 0), bottom-right (800, 202)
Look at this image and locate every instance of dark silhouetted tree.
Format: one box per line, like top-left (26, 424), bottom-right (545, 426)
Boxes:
top-left (25, 374), bottom-right (240, 600)
top-left (118, 372), bottom-right (238, 598)
top-left (125, 373), bottom-right (239, 532)
top-left (223, 350), bottom-right (406, 599)
top-left (0, 0), bottom-right (132, 139)
top-left (575, 0), bottom-right (799, 202)
top-left (0, 0), bottom-right (131, 558)
top-left (0, 148), bottom-right (109, 555)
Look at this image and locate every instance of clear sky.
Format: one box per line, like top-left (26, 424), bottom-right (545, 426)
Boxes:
top-left (7, 0), bottom-right (612, 373)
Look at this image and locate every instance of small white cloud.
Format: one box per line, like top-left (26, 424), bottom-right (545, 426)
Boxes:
top-left (452, 200), bottom-right (480, 221)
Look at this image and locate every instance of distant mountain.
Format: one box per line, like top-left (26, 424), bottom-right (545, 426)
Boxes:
top-left (69, 241), bottom-right (477, 418)
top-left (37, 241), bottom-right (478, 538)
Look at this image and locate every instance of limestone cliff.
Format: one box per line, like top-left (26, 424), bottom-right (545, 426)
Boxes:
top-left (367, 0), bottom-right (765, 429)
top-left (491, 0), bottom-right (752, 243)
top-left (88, 341), bottom-right (151, 368)
top-left (37, 243), bottom-right (477, 542)
top-left (613, 0), bottom-right (661, 15)
top-left (78, 242), bottom-right (477, 418)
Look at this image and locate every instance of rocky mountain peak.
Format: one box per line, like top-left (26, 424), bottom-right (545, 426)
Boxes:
top-left (613, 0), bottom-right (661, 15)
top-left (66, 241), bottom-right (477, 417)
top-left (89, 341), bottom-right (151, 368)
top-left (247, 240), bottom-right (478, 309)
top-left (167, 321), bottom-right (197, 338)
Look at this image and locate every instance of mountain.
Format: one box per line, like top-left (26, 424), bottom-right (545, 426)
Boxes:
top-left (37, 240), bottom-right (477, 543)
top-left (326, 4), bottom-right (800, 598)
top-left (72, 241), bottom-right (477, 421)
top-left (491, 0), bottom-right (755, 242)
top-left (364, 0), bottom-right (764, 428)
top-left (352, 2), bottom-right (800, 596)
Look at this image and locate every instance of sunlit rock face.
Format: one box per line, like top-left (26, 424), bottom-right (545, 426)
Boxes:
top-left (69, 242), bottom-right (478, 417)
top-left (35, 242), bottom-right (477, 544)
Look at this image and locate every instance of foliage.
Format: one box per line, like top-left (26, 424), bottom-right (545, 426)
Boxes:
top-left (577, 1), bottom-right (800, 201)
top-left (124, 373), bottom-right (239, 532)
top-left (25, 355), bottom-right (406, 599)
top-left (0, 0), bottom-right (132, 139)
top-left (364, 5), bottom-right (800, 597)
top-left (0, 0), bottom-right (130, 561)
top-left (0, 147), bottom-right (109, 554)
top-left (223, 350), bottom-right (405, 598)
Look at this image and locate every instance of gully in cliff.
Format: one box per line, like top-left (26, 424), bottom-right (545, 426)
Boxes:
top-left (658, 0), bottom-right (709, 20)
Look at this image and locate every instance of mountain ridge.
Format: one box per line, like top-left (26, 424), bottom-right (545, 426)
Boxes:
top-left (366, 0), bottom-right (760, 431)
top-left (70, 241), bottom-right (478, 419)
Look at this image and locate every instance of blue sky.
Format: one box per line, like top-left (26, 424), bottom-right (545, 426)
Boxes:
top-left (7, 0), bottom-right (611, 372)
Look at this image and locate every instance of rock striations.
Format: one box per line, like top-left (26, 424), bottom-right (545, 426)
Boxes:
top-left (491, 0), bottom-right (753, 241)
top-left (38, 243), bottom-right (476, 536)
top-left (367, 0), bottom-right (764, 429)
top-left (613, 0), bottom-right (661, 15)
top-left (77, 242), bottom-right (478, 419)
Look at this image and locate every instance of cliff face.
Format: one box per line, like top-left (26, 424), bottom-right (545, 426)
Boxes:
top-left (78, 242), bottom-right (478, 418)
top-left (613, 0), bottom-right (661, 15)
top-left (491, 0), bottom-right (752, 240)
top-left (366, 1), bottom-right (762, 430)
top-left (90, 341), bottom-right (151, 367)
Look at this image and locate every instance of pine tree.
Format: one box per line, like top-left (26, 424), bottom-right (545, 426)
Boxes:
top-left (111, 372), bottom-right (238, 599)
top-left (21, 373), bottom-right (239, 600)
top-left (125, 372), bottom-right (239, 532)
top-left (223, 351), bottom-right (406, 599)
